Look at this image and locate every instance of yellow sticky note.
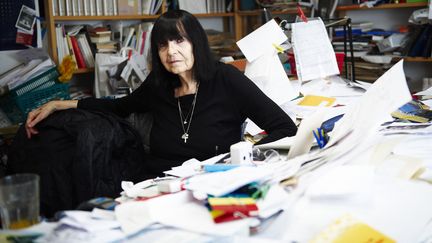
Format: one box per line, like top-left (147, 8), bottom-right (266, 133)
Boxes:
top-left (298, 95), bottom-right (336, 107)
top-left (310, 214), bottom-right (395, 243)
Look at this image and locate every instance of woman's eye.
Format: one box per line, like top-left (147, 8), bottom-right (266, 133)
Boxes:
top-left (176, 38), bottom-right (184, 43)
top-left (158, 43), bottom-right (167, 49)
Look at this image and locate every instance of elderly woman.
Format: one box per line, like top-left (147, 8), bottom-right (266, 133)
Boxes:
top-left (25, 9), bottom-right (297, 176)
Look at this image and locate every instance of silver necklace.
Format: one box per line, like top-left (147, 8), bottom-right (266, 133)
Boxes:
top-left (177, 82), bottom-right (199, 143)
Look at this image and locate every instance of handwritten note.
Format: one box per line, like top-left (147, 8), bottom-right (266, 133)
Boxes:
top-left (291, 19), bottom-right (339, 81)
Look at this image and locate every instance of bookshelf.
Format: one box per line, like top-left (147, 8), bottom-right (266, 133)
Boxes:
top-left (44, 0), bottom-right (166, 72)
top-left (335, 2), bottom-right (432, 87)
top-left (44, 0), bottom-right (307, 74)
top-left (337, 2), bottom-right (432, 62)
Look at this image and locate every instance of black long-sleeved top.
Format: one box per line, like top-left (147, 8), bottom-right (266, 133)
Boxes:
top-left (78, 62), bottom-right (297, 175)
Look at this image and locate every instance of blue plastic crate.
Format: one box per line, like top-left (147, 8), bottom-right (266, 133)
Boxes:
top-left (0, 67), bottom-right (70, 124)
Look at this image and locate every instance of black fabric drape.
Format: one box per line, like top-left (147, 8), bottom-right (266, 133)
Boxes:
top-left (7, 109), bottom-right (149, 217)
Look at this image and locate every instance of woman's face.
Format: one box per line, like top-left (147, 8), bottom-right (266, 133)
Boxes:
top-left (158, 37), bottom-right (194, 77)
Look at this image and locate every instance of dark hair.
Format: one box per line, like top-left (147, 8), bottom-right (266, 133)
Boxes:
top-left (150, 9), bottom-right (215, 87)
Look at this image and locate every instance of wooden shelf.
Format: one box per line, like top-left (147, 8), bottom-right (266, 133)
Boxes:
top-left (46, 0), bottom-right (302, 69)
top-left (74, 68), bottom-right (95, 74)
top-left (237, 8), bottom-right (303, 16)
top-left (402, 57), bottom-right (432, 62)
top-left (193, 12), bottom-right (235, 18)
top-left (336, 2), bottom-right (428, 11)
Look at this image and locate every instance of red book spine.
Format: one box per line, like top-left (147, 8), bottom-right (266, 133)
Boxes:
top-left (140, 31), bottom-right (147, 55)
top-left (70, 36), bottom-right (87, 69)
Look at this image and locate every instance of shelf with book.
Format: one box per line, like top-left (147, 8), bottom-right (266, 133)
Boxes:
top-left (45, 0), bottom-right (167, 74)
top-left (53, 15), bottom-right (161, 21)
top-left (45, 0), bottom-right (303, 74)
top-left (335, 1), bottom-right (431, 86)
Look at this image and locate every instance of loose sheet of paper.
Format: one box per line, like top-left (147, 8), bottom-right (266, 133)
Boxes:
top-left (328, 60), bottom-right (412, 147)
top-left (115, 191), bottom-right (250, 236)
top-left (236, 19), bottom-right (287, 62)
top-left (287, 107), bottom-right (328, 159)
top-left (291, 19), bottom-right (340, 81)
top-left (245, 50), bottom-right (297, 105)
top-left (184, 166), bottom-right (273, 197)
top-left (415, 86), bottom-right (432, 96)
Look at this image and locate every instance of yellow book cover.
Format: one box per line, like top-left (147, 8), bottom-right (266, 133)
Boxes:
top-left (310, 214), bottom-right (395, 243)
top-left (298, 95), bottom-right (336, 107)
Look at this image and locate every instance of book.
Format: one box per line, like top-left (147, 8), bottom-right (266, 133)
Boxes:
top-left (89, 34), bottom-right (111, 43)
top-left (65, 0), bottom-right (72, 16)
top-left (52, 0), bottom-right (58, 16)
top-left (118, 0), bottom-right (139, 15)
top-left (96, 0), bottom-right (103, 16)
top-left (421, 28), bottom-right (432, 57)
top-left (66, 35), bottom-right (78, 69)
top-left (178, 0), bottom-right (207, 14)
top-left (83, 0), bottom-right (89, 16)
top-left (408, 24), bottom-right (432, 57)
top-left (152, 0), bottom-right (163, 14)
top-left (89, 0), bottom-right (96, 16)
top-left (95, 41), bottom-right (117, 49)
top-left (70, 35), bottom-right (86, 68)
top-left (58, 0), bottom-right (66, 16)
top-left (391, 100), bottom-right (432, 123)
top-left (88, 27), bottom-right (112, 43)
top-left (122, 27), bottom-right (135, 47)
top-left (89, 26), bottom-right (111, 35)
top-left (77, 34), bottom-right (95, 67)
top-left (142, 0), bottom-right (153, 14)
top-left (113, 0), bottom-right (118, 15)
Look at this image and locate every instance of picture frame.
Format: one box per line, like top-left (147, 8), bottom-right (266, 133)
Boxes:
top-left (15, 5), bottom-right (37, 33)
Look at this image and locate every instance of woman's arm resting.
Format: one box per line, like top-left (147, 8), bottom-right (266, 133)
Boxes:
top-left (25, 100), bottom-right (78, 139)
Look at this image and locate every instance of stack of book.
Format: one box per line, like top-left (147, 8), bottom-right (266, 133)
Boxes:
top-left (206, 29), bottom-right (237, 59)
top-left (95, 41), bottom-right (118, 53)
top-left (88, 27), bottom-right (118, 53)
top-left (344, 61), bottom-right (392, 82)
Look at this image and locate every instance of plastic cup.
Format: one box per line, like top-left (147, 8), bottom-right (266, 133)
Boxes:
top-left (0, 174), bottom-right (40, 229)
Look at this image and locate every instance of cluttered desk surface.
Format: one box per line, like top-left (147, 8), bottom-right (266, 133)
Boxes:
top-left (2, 60), bottom-right (432, 243)
top-left (2, 18), bottom-right (432, 243)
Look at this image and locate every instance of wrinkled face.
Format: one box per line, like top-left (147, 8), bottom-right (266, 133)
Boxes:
top-left (158, 37), bottom-right (194, 76)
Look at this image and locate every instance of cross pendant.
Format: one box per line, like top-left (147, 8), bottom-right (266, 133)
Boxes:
top-left (181, 133), bottom-right (189, 143)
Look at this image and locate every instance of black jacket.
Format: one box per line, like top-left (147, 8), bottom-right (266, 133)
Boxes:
top-left (7, 109), bottom-right (149, 217)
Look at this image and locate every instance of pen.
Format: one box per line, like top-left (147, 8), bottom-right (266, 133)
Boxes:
top-left (312, 130), bottom-right (322, 149)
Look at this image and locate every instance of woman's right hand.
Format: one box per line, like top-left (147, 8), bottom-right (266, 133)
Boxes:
top-left (25, 100), bottom-right (78, 139)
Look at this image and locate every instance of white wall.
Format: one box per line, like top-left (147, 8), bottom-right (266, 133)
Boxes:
top-left (345, 8), bottom-right (415, 30)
